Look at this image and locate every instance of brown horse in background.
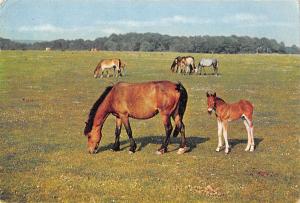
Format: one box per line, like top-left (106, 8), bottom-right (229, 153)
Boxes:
top-left (93, 58), bottom-right (122, 78)
top-left (206, 92), bottom-right (254, 154)
top-left (170, 56), bottom-right (196, 74)
top-left (84, 81), bottom-right (189, 155)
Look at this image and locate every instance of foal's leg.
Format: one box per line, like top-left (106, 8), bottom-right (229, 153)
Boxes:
top-left (121, 116), bottom-right (137, 154)
top-left (243, 120), bottom-right (251, 151)
top-left (156, 115), bottom-right (173, 155)
top-left (249, 123), bottom-right (255, 152)
top-left (216, 120), bottom-right (224, 152)
top-left (222, 121), bottom-right (230, 154)
top-left (244, 115), bottom-right (255, 152)
top-left (111, 117), bottom-right (122, 151)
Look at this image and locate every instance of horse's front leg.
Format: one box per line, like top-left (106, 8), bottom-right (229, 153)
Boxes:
top-left (222, 121), bottom-right (230, 154)
top-left (121, 116), bottom-right (136, 154)
top-left (156, 115), bottom-right (173, 155)
top-left (216, 120), bottom-right (224, 152)
top-left (111, 117), bottom-right (122, 151)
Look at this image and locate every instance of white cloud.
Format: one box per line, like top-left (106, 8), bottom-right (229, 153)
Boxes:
top-left (96, 15), bottom-right (210, 28)
top-left (222, 13), bottom-right (267, 24)
top-left (19, 24), bottom-right (65, 32)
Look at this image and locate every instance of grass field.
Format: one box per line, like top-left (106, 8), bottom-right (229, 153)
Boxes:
top-left (0, 51), bottom-right (299, 202)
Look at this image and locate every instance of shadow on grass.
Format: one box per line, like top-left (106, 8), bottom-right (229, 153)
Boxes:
top-left (96, 135), bottom-right (209, 153)
top-left (230, 138), bottom-right (264, 149)
top-left (197, 73), bottom-right (221, 76)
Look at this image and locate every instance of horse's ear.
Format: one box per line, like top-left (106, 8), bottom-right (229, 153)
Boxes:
top-left (206, 91), bottom-right (210, 97)
top-left (213, 92), bottom-right (216, 97)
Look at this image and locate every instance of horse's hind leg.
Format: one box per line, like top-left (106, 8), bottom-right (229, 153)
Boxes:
top-left (156, 115), bottom-right (173, 155)
top-left (243, 119), bottom-right (251, 151)
top-left (243, 114), bottom-right (255, 152)
top-left (172, 114), bottom-right (189, 154)
top-left (121, 116), bottom-right (137, 154)
top-left (111, 117), bottom-right (122, 151)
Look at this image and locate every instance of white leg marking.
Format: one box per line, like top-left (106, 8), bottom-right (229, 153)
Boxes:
top-left (243, 120), bottom-right (251, 151)
top-left (222, 122), bottom-right (230, 154)
top-left (216, 120), bottom-right (224, 152)
top-left (250, 126), bottom-right (255, 152)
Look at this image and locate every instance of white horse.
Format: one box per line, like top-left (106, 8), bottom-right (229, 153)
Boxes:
top-left (197, 58), bottom-right (219, 75)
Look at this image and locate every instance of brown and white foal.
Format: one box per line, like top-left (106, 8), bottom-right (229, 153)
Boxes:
top-left (206, 92), bottom-right (255, 154)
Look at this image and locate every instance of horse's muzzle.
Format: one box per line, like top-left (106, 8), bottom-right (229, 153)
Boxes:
top-left (207, 109), bottom-right (213, 115)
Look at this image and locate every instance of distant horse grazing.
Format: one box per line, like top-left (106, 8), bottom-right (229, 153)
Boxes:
top-left (198, 58), bottom-right (218, 75)
top-left (206, 92), bottom-right (254, 154)
top-left (170, 56), bottom-right (182, 72)
top-left (93, 58), bottom-right (122, 78)
top-left (84, 81), bottom-right (189, 155)
top-left (171, 56), bottom-right (196, 74)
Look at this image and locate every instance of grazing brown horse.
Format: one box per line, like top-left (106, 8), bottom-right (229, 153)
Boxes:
top-left (170, 56), bottom-right (196, 74)
top-left (84, 81), bottom-right (189, 155)
top-left (93, 58), bottom-right (122, 78)
top-left (206, 92), bottom-right (254, 154)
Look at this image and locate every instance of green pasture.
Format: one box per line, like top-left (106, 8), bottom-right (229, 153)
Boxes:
top-left (0, 51), bottom-right (299, 202)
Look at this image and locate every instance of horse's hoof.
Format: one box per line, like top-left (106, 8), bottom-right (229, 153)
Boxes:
top-left (156, 148), bottom-right (167, 155)
top-left (225, 148), bottom-right (230, 154)
top-left (250, 145), bottom-right (255, 152)
top-left (216, 145), bottom-right (224, 152)
top-left (110, 148), bottom-right (120, 152)
top-left (177, 146), bottom-right (189, 154)
top-left (128, 150), bottom-right (135, 155)
top-left (245, 145), bottom-right (250, 151)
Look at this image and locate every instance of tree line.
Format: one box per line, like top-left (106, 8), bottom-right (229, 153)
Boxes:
top-left (1, 33), bottom-right (299, 54)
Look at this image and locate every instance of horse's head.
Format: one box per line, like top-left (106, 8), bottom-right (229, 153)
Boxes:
top-left (84, 121), bottom-right (102, 154)
top-left (94, 66), bottom-right (100, 78)
top-left (206, 91), bottom-right (216, 115)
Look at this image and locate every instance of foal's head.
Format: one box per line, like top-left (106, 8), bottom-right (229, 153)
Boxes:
top-left (206, 92), bottom-right (216, 114)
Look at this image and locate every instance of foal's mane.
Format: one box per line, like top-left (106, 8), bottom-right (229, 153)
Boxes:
top-left (216, 96), bottom-right (225, 103)
top-left (84, 86), bottom-right (113, 135)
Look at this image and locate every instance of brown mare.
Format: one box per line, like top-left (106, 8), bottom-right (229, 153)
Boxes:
top-left (84, 81), bottom-right (189, 155)
top-left (206, 92), bottom-right (254, 154)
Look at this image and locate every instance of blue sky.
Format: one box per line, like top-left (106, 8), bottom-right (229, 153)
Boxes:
top-left (0, 0), bottom-right (299, 46)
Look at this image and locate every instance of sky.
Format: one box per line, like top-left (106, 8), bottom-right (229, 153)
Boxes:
top-left (0, 0), bottom-right (299, 46)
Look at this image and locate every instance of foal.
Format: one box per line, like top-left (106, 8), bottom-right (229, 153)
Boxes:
top-left (206, 92), bottom-right (255, 153)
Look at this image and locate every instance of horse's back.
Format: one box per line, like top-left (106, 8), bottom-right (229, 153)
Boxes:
top-left (200, 58), bottom-right (217, 66)
top-left (110, 81), bottom-right (180, 118)
top-left (238, 99), bottom-right (254, 114)
top-left (100, 58), bottom-right (120, 67)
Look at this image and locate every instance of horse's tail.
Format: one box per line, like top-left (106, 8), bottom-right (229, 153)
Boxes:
top-left (173, 82), bottom-right (188, 137)
top-left (170, 60), bottom-right (176, 72)
top-left (176, 82), bottom-right (188, 118)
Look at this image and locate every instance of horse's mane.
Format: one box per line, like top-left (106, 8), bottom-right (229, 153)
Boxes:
top-left (84, 86), bottom-right (113, 135)
top-left (216, 96), bottom-right (226, 104)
